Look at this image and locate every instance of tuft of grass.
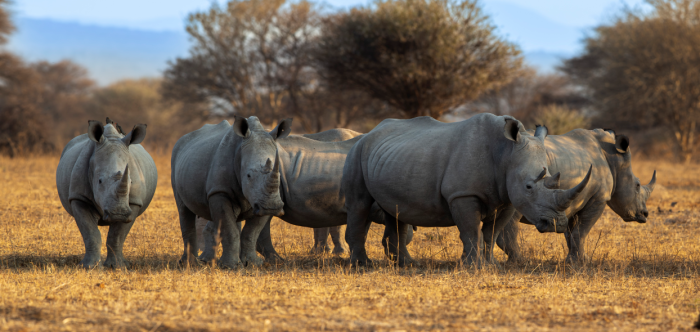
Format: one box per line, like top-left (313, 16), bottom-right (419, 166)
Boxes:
top-left (0, 154), bottom-right (699, 331)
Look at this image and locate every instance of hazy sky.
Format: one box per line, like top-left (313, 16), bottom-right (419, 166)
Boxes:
top-left (14, 0), bottom-right (647, 31)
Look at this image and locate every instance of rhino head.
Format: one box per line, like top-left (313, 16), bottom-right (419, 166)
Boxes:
top-left (233, 116), bottom-right (292, 217)
top-left (504, 121), bottom-right (592, 233)
top-left (87, 120), bottom-right (147, 223)
top-left (606, 134), bottom-right (656, 223)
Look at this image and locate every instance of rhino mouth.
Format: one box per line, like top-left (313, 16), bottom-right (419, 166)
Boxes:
top-left (253, 203), bottom-right (285, 217)
top-left (533, 216), bottom-right (567, 234)
top-left (103, 211), bottom-right (133, 223)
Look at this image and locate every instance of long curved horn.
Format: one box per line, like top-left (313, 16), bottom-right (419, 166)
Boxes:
top-left (556, 165), bottom-right (592, 209)
top-left (118, 165), bottom-right (130, 195)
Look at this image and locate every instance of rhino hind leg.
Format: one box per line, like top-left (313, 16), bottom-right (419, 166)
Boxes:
top-left (104, 209), bottom-right (137, 269)
top-left (311, 228), bottom-right (332, 254)
top-left (449, 197), bottom-right (485, 268)
top-left (175, 197), bottom-right (199, 267)
top-left (256, 218), bottom-right (283, 262)
top-left (329, 226), bottom-right (345, 255)
top-left (239, 215), bottom-right (269, 267)
top-left (70, 200), bottom-right (103, 269)
top-left (208, 194), bottom-right (243, 269)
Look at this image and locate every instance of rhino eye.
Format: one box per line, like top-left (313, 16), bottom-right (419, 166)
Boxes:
top-left (526, 185), bottom-right (532, 190)
top-left (247, 174), bottom-right (251, 178)
top-left (99, 179), bottom-right (102, 184)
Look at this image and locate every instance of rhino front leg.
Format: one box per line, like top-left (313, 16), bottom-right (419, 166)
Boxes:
top-left (329, 226), bottom-right (345, 255)
top-left (209, 194), bottom-right (242, 269)
top-left (255, 218), bottom-right (283, 262)
top-left (496, 212), bottom-right (523, 263)
top-left (71, 200), bottom-right (103, 269)
top-left (382, 212), bottom-right (416, 267)
top-left (482, 205), bottom-right (516, 265)
top-left (449, 197), bottom-right (484, 268)
top-left (565, 202), bottom-right (606, 263)
top-left (176, 197), bottom-right (199, 267)
top-left (239, 215), bottom-right (269, 267)
top-left (311, 228), bottom-right (331, 254)
top-left (104, 207), bottom-right (137, 269)
top-left (199, 219), bottom-right (220, 263)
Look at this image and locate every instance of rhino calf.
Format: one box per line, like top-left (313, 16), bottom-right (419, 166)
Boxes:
top-left (56, 119), bottom-right (157, 269)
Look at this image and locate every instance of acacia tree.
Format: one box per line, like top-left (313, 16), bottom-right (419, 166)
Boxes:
top-left (314, 0), bottom-right (522, 119)
top-left (562, 0), bottom-right (700, 162)
top-left (161, 0), bottom-right (325, 131)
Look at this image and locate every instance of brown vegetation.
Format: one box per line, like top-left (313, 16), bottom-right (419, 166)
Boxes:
top-left (0, 154), bottom-right (698, 331)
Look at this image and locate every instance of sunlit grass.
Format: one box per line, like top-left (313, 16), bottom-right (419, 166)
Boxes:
top-left (0, 154), bottom-right (698, 331)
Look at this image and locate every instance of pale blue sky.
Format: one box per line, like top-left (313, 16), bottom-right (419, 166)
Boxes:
top-left (14, 0), bottom-right (646, 32)
top-left (6, 0), bottom-right (650, 84)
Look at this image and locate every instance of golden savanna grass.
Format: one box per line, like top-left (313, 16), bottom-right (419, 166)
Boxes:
top-left (0, 154), bottom-right (699, 331)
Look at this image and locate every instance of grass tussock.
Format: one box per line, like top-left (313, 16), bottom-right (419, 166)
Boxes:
top-left (0, 154), bottom-right (699, 331)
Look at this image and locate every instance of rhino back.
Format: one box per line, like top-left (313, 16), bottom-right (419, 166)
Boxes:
top-left (302, 128), bottom-right (362, 142)
top-left (545, 129), bottom-right (615, 213)
top-left (171, 121), bottom-right (233, 219)
top-left (56, 134), bottom-right (94, 216)
top-left (354, 114), bottom-right (509, 227)
top-left (275, 135), bottom-right (360, 227)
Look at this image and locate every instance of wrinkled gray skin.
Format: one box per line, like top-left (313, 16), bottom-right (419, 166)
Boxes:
top-left (342, 114), bottom-right (592, 267)
top-left (171, 116), bottom-right (291, 268)
top-left (56, 120), bottom-right (157, 269)
top-left (197, 127), bottom-right (414, 263)
top-left (494, 128), bottom-right (656, 262)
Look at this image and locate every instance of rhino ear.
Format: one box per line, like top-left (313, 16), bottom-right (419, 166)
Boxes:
top-left (269, 118), bottom-right (293, 140)
top-left (615, 135), bottom-right (629, 153)
top-left (504, 119), bottom-right (521, 142)
top-left (233, 116), bottom-right (250, 138)
top-left (88, 120), bottom-right (104, 143)
top-left (122, 124), bottom-right (147, 146)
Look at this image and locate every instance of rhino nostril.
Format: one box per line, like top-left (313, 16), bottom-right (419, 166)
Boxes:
top-left (643, 210), bottom-right (649, 217)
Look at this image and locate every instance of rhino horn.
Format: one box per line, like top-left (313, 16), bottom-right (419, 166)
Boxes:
top-left (557, 165), bottom-right (592, 209)
top-left (264, 158), bottom-right (273, 173)
top-left (118, 165), bottom-right (130, 195)
top-left (266, 153), bottom-right (280, 191)
top-left (643, 170), bottom-right (656, 195)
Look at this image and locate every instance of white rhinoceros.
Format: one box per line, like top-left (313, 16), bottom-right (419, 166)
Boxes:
top-left (56, 118), bottom-right (157, 269)
top-left (341, 114), bottom-right (592, 267)
top-left (494, 128), bottom-right (656, 262)
top-left (171, 116), bottom-right (291, 268)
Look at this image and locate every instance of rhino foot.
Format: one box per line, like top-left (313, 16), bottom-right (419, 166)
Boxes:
top-left (80, 253), bottom-right (101, 270)
top-left (397, 256), bottom-right (417, 268)
top-left (178, 254), bottom-right (201, 268)
top-left (103, 254), bottom-right (129, 270)
top-left (217, 257), bottom-right (243, 269)
top-left (565, 253), bottom-right (589, 265)
top-left (310, 244), bottom-right (331, 255)
top-left (242, 253), bottom-right (264, 267)
top-left (350, 254), bottom-right (372, 268)
top-left (198, 249), bottom-right (217, 264)
top-left (332, 246), bottom-right (345, 255)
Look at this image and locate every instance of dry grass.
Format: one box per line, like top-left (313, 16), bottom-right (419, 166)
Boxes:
top-left (0, 154), bottom-right (699, 331)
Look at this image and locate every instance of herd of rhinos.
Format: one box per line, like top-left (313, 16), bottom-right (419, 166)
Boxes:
top-left (56, 113), bottom-right (656, 269)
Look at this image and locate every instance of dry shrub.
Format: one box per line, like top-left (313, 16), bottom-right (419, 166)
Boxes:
top-left (532, 104), bottom-right (590, 135)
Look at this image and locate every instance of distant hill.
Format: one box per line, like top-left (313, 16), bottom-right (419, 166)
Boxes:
top-left (4, 15), bottom-right (571, 85)
top-left (6, 17), bottom-right (190, 85)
